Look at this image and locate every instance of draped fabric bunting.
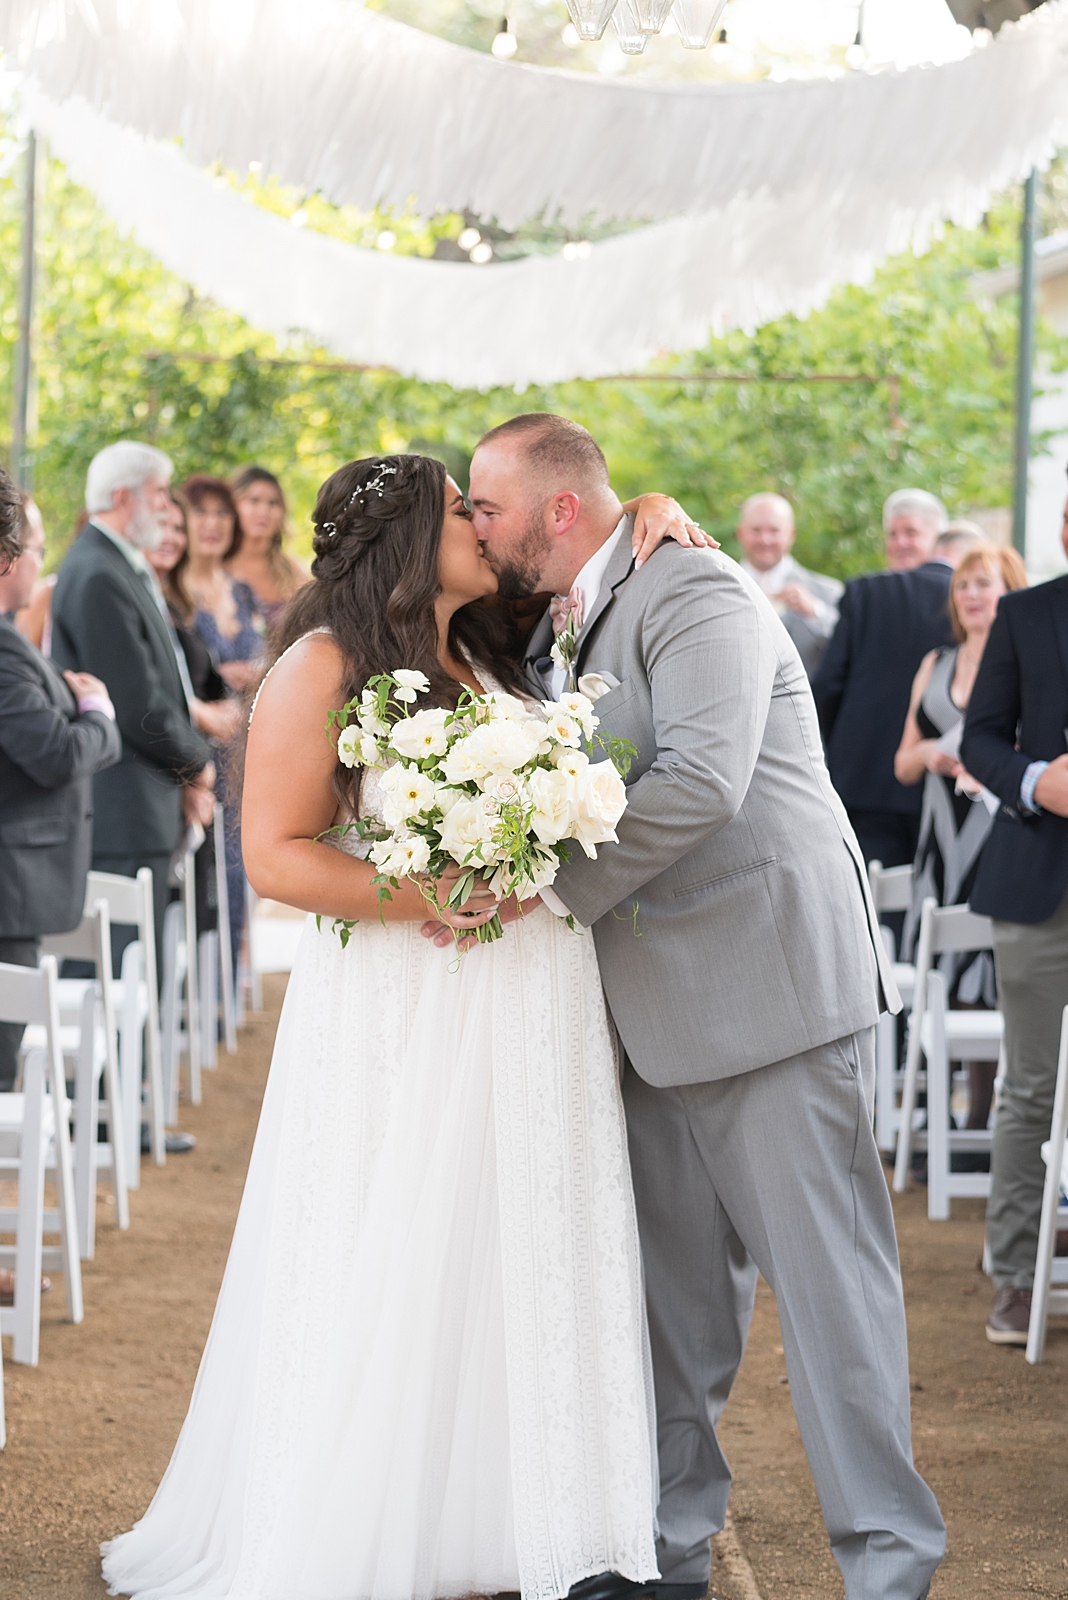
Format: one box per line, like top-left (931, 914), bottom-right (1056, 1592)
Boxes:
top-left (7, 0), bottom-right (1068, 229)
top-left (6, 1), bottom-right (1068, 387)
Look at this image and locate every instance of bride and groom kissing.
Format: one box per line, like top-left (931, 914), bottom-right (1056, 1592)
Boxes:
top-left (102, 414), bottom-right (945, 1600)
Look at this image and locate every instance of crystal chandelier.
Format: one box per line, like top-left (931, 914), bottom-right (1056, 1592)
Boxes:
top-left (566, 0), bottom-right (728, 47)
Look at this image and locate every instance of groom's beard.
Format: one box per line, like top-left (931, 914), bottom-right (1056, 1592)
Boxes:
top-left (492, 511), bottom-right (554, 601)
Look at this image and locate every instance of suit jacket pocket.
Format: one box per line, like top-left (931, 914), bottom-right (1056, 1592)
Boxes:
top-left (673, 855), bottom-right (780, 898)
top-left (0, 814), bottom-right (69, 848)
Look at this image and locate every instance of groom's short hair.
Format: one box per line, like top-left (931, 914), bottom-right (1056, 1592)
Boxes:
top-left (478, 413), bottom-right (609, 491)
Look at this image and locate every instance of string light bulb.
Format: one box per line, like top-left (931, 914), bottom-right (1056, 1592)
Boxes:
top-left (491, 18), bottom-right (518, 57)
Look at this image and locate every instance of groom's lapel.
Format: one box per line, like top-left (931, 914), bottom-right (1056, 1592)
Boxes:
top-left (575, 516), bottom-right (636, 672)
top-left (523, 608), bottom-right (556, 696)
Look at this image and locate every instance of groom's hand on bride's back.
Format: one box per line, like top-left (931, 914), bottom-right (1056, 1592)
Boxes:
top-left (421, 893), bottom-right (541, 951)
top-left (625, 493), bottom-right (718, 570)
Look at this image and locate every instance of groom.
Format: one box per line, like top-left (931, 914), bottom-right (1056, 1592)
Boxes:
top-left (468, 415), bottom-right (945, 1600)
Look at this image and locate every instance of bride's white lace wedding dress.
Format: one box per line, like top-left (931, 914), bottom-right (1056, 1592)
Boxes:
top-left (102, 656), bottom-right (659, 1600)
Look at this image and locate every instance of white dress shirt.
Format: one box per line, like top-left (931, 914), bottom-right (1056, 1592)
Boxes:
top-left (548, 518), bottom-right (626, 700)
top-left (740, 552), bottom-right (837, 639)
top-left (541, 518), bottom-right (627, 917)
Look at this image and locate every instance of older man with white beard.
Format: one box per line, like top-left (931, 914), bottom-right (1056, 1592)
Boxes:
top-left (52, 441), bottom-right (215, 968)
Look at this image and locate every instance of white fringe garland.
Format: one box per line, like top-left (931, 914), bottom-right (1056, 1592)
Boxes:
top-left (6, 1), bottom-right (1068, 387)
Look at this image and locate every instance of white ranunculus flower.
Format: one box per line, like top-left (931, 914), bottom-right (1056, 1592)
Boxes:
top-left (336, 725), bottom-right (364, 769)
top-left (528, 766), bottom-right (574, 846)
top-left (390, 707), bottom-right (450, 760)
top-left (553, 746), bottom-right (590, 782)
top-left (552, 692), bottom-right (598, 740)
top-left (437, 797), bottom-right (496, 864)
top-left (572, 760), bottom-right (628, 858)
top-left (380, 763), bottom-right (438, 827)
top-left (359, 732), bottom-right (382, 766)
top-left (358, 708), bottom-right (389, 739)
top-left (393, 668), bottom-right (431, 703)
top-left (369, 837), bottom-right (396, 867)
top-left (384, 835), bottom-right (431, 877)
top-left (543, 711), bottom-right (582, 749)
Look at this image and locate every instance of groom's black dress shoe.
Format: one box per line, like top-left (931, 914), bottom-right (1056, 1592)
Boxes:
top-left (568, 1574), bottom-right (646, 1600)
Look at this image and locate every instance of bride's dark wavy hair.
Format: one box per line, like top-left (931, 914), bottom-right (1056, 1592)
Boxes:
top-left (263, 453), bottom-right (524, 812)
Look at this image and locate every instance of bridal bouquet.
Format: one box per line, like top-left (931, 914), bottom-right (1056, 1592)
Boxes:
top-left (324, 669), bottom-right (632, 945)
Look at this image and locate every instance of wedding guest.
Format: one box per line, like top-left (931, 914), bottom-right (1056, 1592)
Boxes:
top-left (150, 493), bottom-right (241, 747)
top-left (52, 443), bottom-right (215, 968)
top-left (961, 493), bottom-right (1068, 1346)
top-left (178, 474), bottom-right (265, 969)
top-left (227, 464), bottom-right (308, 632)
top-left (12, 496), bottom-right (56, 654)
top-left (896, 543), bottom-right (1027, 1141)
top-left (812, 491), bottom-right (980, 870)
top-left (0, 478), bottom-right (121, 1090)
top-left (735, 491), bottom-right (842, 676)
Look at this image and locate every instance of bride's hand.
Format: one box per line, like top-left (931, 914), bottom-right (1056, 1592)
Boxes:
top-left (421, 891), bottom-right (541, 951)
top-left (623, 493), bottom-right (718, 570)
top-left (420, 866), bottom-right (500, 934)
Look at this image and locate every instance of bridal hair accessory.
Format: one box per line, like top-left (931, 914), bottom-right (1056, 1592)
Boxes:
top-left (323, 462), bottom-right (400, 536)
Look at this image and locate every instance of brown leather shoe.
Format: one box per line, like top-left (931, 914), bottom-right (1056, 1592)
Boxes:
top-left (985, 1285), bottom-right (1032, 1345)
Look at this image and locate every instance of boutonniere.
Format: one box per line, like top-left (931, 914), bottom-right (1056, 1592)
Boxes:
top-left (549, 589), bottom-right (583, 691)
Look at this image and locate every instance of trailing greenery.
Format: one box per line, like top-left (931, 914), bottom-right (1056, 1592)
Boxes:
top-left (0, 114), bottom-right (1062, 579)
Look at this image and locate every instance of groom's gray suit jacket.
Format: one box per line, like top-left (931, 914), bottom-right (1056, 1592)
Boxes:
top-left (525, 518), bottom-right (897, 1087)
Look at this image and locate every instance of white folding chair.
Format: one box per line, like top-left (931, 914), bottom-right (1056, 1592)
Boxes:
top-left (868, 860), bottom-right (916, 1153)
top-left (893, 899), bottom-right (1004, 1217)
top-left (0, 957), bottom-right (83, 1367)
top-left (198, 805), bottom-right (238, 1071)
top-left (240, 878), bottom-right (264, 1020)
top-left (1026, 1005), bottom-right (1068, 1364)
top-left (161, 846), bottom-right (201, 1119)
top-left (38, 901), bottom-right (130, 1258)
top-left (54, 868), bottom-right (166, 1188)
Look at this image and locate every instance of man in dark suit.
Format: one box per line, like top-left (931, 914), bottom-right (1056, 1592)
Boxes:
top-left (51, 442), bottom-right (215, 966)
top-left (812, 491), bottom-right (979, 869)
top-left (0, 476), bottom-right (122, 1089)
top-left (961, 496), bottom-right (1068, 1346)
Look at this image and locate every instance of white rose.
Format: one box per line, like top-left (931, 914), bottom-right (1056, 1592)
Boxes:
top-left (553, 747), bottom-right (590, 782)
top-left (484, 692), bottom-right (531, 722)
top-left (390, 707), bottom-right (450, 760)
top-left (393, 668), bottom-right (431, 703)
top-left (437, 797), bottom-right (496, 864)
top-left (571, 760), bottom-right (628, 858)
top-left (469, 719), bottom-right (546, 777)
top-left (528, 766), bottom-right (574, 846)
top-left (483, 772), bottom-right (527, 807)
top-left (553, 692), bottom-right (598, 739)
top-left (336, 725), bottom-right (364, 769)
top-left (441, 733), bottom-right (491, 786)
top-left (435, 785), bottom-right (464, 816)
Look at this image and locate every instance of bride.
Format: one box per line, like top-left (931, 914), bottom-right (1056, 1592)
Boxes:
top-left (102, 454), bottom-right (702, 1600)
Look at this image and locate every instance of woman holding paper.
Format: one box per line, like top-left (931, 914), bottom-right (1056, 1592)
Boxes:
top-left (895, 542), bottom-right (1027, 1137)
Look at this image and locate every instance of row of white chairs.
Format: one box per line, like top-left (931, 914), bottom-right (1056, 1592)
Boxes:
top-left (868, 860), bottom-right (1068, 1361)
top-left (0, 808), bottom-right (242, 1444)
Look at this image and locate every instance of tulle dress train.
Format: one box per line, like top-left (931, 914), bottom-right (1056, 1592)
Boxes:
top-left (101, 888), bottom-right (660, 1600)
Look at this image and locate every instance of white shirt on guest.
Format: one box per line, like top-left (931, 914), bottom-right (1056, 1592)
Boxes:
top-left (739, 551), bottom-right (837, 639)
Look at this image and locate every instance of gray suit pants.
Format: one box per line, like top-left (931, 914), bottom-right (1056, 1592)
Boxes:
top-left (989, 887), bottom-right (1068, 1289)
top-left (623, 1028), bottom-right (945, 1600)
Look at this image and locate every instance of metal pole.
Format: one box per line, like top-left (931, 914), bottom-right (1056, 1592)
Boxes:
top-left (11, 130), bottom-right (37, 489)
top-left (1013, 167), bottom-right (1037, 558)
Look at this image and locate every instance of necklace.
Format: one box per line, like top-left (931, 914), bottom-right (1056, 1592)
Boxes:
top-left (958, 645), bottom-right (983, 671)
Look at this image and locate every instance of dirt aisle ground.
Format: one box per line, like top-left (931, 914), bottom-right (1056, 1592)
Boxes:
top-left (1, 975), bottom-right (1065, 1600)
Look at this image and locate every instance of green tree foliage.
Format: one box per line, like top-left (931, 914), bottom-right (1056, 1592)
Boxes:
top-left (0, 115), bottom-right (1058, 579)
